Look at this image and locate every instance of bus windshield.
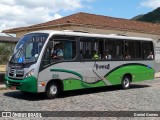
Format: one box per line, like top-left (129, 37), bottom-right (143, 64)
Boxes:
top-left (11, 33), bottom-right (49, 63)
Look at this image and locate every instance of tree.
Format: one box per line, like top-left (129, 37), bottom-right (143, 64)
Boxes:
top-left (0, 43), bottom-right (15, 64)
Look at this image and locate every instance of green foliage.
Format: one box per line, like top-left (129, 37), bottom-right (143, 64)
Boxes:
top-left (133, 7), bottom-right (160, 23)
top-left (0, 43), bottom-right (15, 64)
top-left (132, 15), bottom-right (144, 20)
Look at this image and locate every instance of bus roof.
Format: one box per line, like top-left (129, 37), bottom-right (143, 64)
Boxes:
top-left (29, 30), bottom-right (153, 41)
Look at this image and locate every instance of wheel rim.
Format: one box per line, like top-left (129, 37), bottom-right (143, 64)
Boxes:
top-left (123, 78), bottom-right (130, 88)
top-left (49, 85), bottom-right (57, 95)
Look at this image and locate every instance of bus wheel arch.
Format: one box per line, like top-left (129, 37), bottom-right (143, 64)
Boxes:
top-left (45, 79), bottom-right (63, 99)
top-left (121, 73), bottom-right (132, 89)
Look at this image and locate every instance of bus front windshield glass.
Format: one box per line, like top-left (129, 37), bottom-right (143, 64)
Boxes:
top-left (11, 33), bottom-right (49, 63)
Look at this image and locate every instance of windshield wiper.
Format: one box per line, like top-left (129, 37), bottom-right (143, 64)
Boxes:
top-left (10, 47), bottom-right (23, 63)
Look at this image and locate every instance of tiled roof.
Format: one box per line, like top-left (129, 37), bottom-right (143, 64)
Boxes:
top-left (0, 36), bottom-right (19, 43)
top-left (2, 12), bottom-right (160, 35)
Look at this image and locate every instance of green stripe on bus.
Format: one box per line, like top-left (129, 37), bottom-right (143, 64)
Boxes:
top-left (62, 79), bottom-right (106, 91)
top-left (50, 68), bottom-right (83, 80)
top-left (105, 65), bottom-right (154, 85)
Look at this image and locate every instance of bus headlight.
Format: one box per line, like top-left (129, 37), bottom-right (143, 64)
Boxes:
top-left (25, 69), bottom-right (34, 78)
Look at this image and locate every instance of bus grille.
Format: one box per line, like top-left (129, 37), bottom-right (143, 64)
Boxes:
top-left (8, 69), bottom-right (24, 79)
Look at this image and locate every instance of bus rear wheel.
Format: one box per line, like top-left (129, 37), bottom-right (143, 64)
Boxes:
top-left (121, 76), bottom-right (131, 89)
top-left (45, 82), bottom-right (59, 99)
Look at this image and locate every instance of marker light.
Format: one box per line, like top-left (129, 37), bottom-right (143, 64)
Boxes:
top-left (41, 82), bottom-right (46, 86)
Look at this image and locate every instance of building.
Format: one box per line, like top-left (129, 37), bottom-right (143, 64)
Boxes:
top-left (0, 36), bottom-right (19, 43)
top-left (2, 12), bottom-right (160, 39)
top-left (2, 12), bottom-right (160, 61)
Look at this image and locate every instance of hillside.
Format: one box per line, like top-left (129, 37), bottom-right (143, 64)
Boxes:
top-left (132, 14), bottom-right (144, 20)
top-left (132, 7), bottom-right (160, 23)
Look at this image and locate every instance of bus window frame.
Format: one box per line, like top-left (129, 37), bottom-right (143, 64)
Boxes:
top-left (40, 35), bottom-right (155, 71)
top-left (142, 41), bottom-right (154, 60)
top-left (79, 37), bottom-right (154, 61)
top-left (39, 35), bottom-right (78, 71)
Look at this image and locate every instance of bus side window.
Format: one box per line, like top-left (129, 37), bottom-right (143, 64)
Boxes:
top-left (143, 41), bottom-right (154, 59)
top-left (80, 38), bottom-right (93, 60)
top-left (104, 39), bottom-right (114, 59)
top-left (80, 50), bottom-right (83, 59)
top-left (124, 40), bottom-right (136, 59)
top-left (80, 38), bottom-right (104, 60)
top-left (63, 41), bottom-right (76, 60)
top-left (135, 41), bottom-right (142, 59)
top-left (104, 50), bottom-right (112, 59)
top-left (147, 51), bottom-right (153, 59)
top-left (115, 40), bottom-right (123, 59)
top-left (144, 41), bottom-right (154, 59)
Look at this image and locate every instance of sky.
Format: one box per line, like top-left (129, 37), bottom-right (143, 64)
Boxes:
top-left (0, 0), bottom-right (160, 33)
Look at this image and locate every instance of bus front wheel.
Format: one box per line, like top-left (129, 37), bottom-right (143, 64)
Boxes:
top-left (45, 82), bottom-right (59, 99)
top-left (121, 76), bottom-right (131, 89)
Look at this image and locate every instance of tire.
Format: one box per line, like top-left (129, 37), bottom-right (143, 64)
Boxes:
top-left (45, 82), bottom-right (59, 99)
top-left (121, 76), bottom-right (131, 89)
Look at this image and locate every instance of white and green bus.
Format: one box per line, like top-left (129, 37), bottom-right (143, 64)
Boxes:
top-left (5, 30), bottom-right (155, 99)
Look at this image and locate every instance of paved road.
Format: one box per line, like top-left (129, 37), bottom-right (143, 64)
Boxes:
top-left (0, 79), bottom-right (160, 119)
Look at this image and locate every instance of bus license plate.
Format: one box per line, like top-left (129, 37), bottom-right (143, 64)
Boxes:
top-left (10, 86), bottom-right (16, 90)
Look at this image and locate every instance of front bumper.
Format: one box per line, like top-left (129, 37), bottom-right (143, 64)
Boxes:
top-left (5, 76), bottom-right (37, 93)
